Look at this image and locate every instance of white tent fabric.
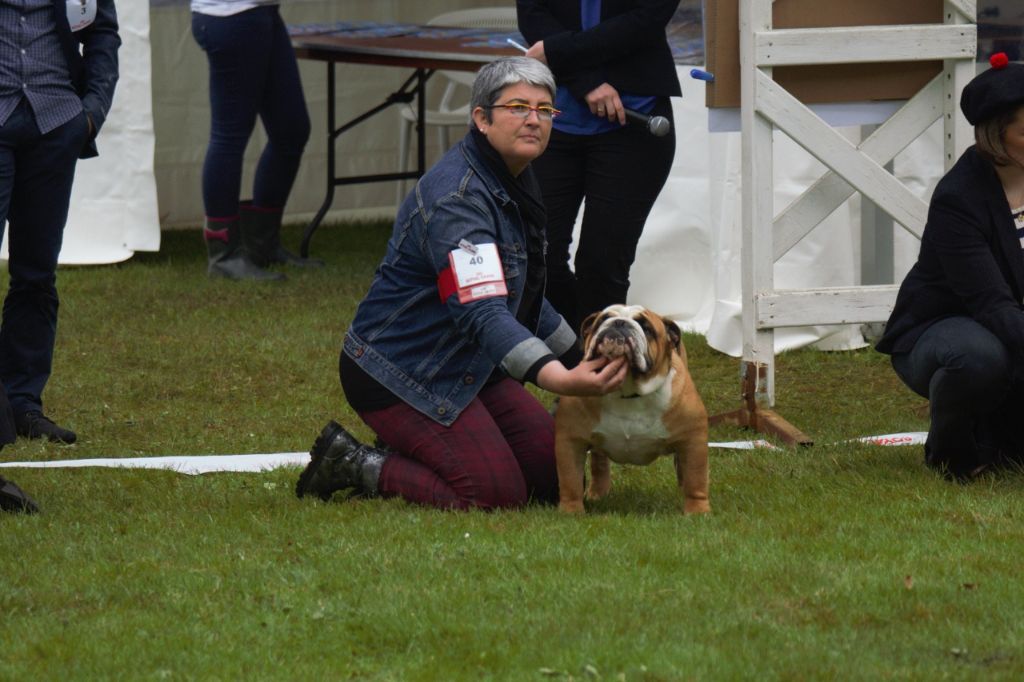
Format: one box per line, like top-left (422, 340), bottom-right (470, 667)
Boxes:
top-left (1, 1), bottom-right (161, 265)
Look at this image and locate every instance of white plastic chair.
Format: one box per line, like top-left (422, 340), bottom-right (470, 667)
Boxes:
top-left (397, 8), bottom-right (520, 203)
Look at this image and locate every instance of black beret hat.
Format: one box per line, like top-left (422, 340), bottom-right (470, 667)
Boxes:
top-left (960, 53), bottom-right (1024, 126)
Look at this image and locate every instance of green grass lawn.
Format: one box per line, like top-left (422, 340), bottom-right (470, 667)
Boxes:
top-left (2, 222), bottom-right (1022, 680)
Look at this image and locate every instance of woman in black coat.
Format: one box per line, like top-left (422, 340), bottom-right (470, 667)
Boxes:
top-left (516, 0), bottom-right (681, 334)
top-left (877, 53), bottom-right (1024, 480)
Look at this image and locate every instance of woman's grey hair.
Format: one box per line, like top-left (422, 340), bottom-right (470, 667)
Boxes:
top-left (469, 56), bottom-right (557, 124)
top-left (975, 103), bottom-right (1024, 167)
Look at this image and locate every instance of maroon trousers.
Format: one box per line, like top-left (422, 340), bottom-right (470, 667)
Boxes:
top-left (357, 379), bottom-right (558, 510)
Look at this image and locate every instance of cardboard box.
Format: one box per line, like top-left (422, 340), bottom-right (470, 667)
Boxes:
top-left (705, 0), bottom-right (947, 108)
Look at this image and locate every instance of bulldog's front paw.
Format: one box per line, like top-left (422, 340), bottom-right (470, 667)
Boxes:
top-left (684, 498), bottom-right (711, 514)
top-left (558, 500), bottom-right (585, 514)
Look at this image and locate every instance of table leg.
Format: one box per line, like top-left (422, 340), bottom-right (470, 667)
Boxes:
top-left (416, 68), bottom-right (426, 177)
top-left (299, 66), bottom-right (434, 258)
top-left (301, 61), bottom-right (336, 258)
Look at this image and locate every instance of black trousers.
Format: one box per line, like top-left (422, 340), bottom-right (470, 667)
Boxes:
top-left (531, 96), bottom-right (676, 334)
top-left (0, 100), bottom-right (88, 415)
top-left (890, 315), bottom-right (1019, 477)
top-left (0, 384), bottom-right (13, 448)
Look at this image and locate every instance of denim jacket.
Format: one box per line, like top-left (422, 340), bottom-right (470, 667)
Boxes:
top-left (344, 131), bottom-right (576, 426)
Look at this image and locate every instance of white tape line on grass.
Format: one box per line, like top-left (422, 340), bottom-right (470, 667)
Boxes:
top-left (0, 452), bottom-right (309, 475)
top-left (0, 433), bottom-right (928, 475)
top-left (708, 432), bottom-right (927, 450)
top-left (708, 439), bottom-right (780, 450)
top-left (848, 432), bottom-right (927, 447)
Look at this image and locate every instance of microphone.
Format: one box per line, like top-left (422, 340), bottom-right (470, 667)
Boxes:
top-left (624, 108), bottom-right (671, 137)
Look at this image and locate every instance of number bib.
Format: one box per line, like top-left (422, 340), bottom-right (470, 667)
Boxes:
top-left (439, 242), bottom-right (507, 304)
top-left (67, 0), bottom-right (96, 31)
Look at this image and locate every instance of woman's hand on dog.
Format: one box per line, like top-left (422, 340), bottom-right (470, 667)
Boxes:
top-left (537, 356), bottom-right (628, 397)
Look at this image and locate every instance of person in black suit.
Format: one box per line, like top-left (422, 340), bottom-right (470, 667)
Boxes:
top-left (877, 53), bottom-right (1024, 480)
top-left (516, 0), bottom-right (680, 335)
top-left (0, 0), bottom-right (120, 445)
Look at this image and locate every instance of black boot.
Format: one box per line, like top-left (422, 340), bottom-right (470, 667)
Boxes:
top-left (239, 201), bottom-right (324, 269)
top-left (205, 218), bottom-right (285, 281)
top-left (0, 476), bottom-right (39, 513)
top-left (295, 421), bottom-right (388, 501)
top-left (924, 442), bottom-right (988, 483)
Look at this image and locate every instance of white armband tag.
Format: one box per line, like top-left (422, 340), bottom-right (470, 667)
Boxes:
top-left (67, 0), bottom-right (96, 32)
top-left (448, 242), bottom-right (507, 303)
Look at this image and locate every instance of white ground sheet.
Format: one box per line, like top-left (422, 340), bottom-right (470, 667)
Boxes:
top-left (0, 433), bottom-right (926, 475)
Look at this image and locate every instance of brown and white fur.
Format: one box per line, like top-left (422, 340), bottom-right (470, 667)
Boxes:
top-left (554, 304), bottom-right (710, 514)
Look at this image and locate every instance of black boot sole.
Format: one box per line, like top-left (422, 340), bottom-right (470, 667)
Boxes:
top-left (296, 420), bottom-right (344, 501)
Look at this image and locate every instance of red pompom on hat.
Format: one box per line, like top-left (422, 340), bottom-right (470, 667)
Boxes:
top-left (960, 54), bottom-right (1024, 125)
top-left (991, 52), bottom-right (1010, 69)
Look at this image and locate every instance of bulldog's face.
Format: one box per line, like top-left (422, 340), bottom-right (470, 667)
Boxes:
top-left (580, 304), bottom-right (682, 382)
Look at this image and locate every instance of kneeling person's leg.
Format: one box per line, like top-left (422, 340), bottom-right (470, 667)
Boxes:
top-left (360, 398), bottom-right (530, 511)
top-left (476, 378), bottom-right (558, 505)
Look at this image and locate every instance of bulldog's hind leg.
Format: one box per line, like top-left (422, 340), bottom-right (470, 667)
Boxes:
top-left (586, 451), bottom-right (611, 501)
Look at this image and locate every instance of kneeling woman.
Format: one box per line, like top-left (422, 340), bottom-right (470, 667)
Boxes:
top-left (296, 57), bottom-right (627, 509)
top-left (877, 54), bottom-right (1024, 479)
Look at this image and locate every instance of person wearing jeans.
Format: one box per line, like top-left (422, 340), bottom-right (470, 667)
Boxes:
top-left (878, 54), bottom-right (1024, 480)
top-left (191, 0), bottom-right (318, 280)
top-left (0, 0), bottom-right (120, 445)
top-left (295, 58), bottom-right (627, 510)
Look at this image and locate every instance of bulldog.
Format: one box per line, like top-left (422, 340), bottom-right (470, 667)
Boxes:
top-left (555, 304), bottom-right (710, 514)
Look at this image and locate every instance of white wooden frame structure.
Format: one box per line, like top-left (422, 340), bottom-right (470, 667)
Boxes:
top-left (716, 0), bottom-right (977, 444)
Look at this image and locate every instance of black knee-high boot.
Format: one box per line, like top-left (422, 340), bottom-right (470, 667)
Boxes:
top-left (204, 218), bottom-right (285, 281)
top-left (239, 201), bottom-right (324, 269)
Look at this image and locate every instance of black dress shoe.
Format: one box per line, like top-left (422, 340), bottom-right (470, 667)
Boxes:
top-left (14, 411), bottom-right (76, 444)
top-left (0, 476), bottom-right (39, 513)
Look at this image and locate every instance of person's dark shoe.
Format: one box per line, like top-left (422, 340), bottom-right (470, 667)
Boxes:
top-left (295, 420), bottom-right (388, 501)
top-left (15, 410), bottom-right (76, 444)
top-left (926, 456), bottom-right (991, 483)
top-left (0, 476), bottom-right (39, 513)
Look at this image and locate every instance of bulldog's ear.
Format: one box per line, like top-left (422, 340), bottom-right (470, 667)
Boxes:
top-left (663, 317), bottom-right (682, 351)
top-left (579, 311), bottom-right (602, 339)
top-left (578, 312), bottom-right (603, 360)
